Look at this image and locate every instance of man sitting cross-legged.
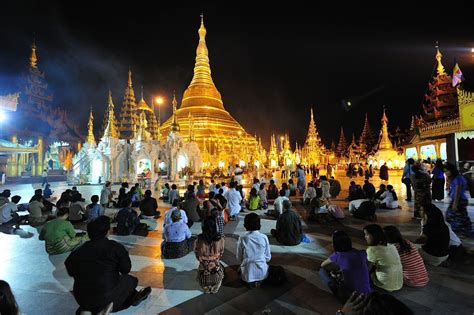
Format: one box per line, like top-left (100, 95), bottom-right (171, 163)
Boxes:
top-left (65, 216), bottom-right (151, 314)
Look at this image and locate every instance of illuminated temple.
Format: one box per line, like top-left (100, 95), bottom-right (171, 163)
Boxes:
top-left (160, 15), bottom-right (257, 168)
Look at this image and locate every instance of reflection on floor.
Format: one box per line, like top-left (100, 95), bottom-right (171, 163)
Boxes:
top-left (0, 172), bottom-right (473, 314)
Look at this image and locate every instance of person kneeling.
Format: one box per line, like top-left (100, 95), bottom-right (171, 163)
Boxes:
top-left (237, 213), bottom-right (271, 288)
top-left (65, 216), bottom-right (151, 313)
top-left (39, 207), bottom-right (88, 255)
top-left (161, 210), bottom-right (193, 259)
top-left (271, 200), bottom-right (302, 246)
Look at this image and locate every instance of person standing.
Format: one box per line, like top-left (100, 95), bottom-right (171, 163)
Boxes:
top-left (100, 181), bottom-right (113, 208)
top-left (412, 164), bottom-right (432, 219)
top-left (431, 160), bottom-right (445, 201)
top-left (402, 159), bottom-right (414, 201)
top-left (379, 163), bottom-right (389, 182)
top-left (296, 164), bottom-right (306, 194)
top-left (41, 169), bottom-right (48, 187)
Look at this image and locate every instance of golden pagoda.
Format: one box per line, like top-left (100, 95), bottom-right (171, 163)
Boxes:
top-left (370, 109), bottom-right (404, 168)
top-left (87, 108), bottom-right (95, 146)
top-left (160, 15), bottom-right (257, 162)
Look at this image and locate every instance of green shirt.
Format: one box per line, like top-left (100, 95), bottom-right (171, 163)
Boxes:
top-left (366, 244), bottom-right (403, 291)
top-left (41, 219), bottom-right (76, 243)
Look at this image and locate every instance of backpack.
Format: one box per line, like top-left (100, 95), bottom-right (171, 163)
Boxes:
top-left (263, 265), bottom-right (287, 286)
top-left (133, 223), bottom-right (149, 237)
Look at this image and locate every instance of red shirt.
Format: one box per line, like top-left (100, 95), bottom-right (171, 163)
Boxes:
top-left (394, 241), bottom-right (429, 287)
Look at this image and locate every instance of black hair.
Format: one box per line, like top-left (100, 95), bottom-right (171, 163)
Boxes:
top-left (387, 185), bottom-right (393, 190)
top-left (218, 188), bottom-right (224, 194)
top-left (383, 225), bottom-right (411, 254)
top-left (0, 280), bottom-right (18, 315)
top-left (423, 203), bottom-right (446, 228)
top-left (435, 159), bottom-right (443, 167)
top-left (364, 224), bottom-right (387, 246)
top-left (288, 179), bottom-right (294, 184)
top-left (407, 158), bottom-right (415, 165)
top-left (250, 187), bottom-right (258, 197)
top-left (172, 199), bottom-right (179, 207)
top-left (91, 195), bottom-right (99, 203)
top-left (208, 191), bottom-right (215, 199)
top-left (11, 195), bottom-right (21, 204)
top-left (270, 179), bottom-right (275, 184)
top-left (320, 175), bottom-right (327, 181)
top-left (259, 183), bottom-right (265, 190)
top-left (57, 207), bottom-right (69, 217)
top-left (145, 189), bottom-right (152, 196)
top-left (332, 230), bottom-right (353, 252)
top-left (443, 162), bottom-right (460, 179)
top-left (244, 213), bottom-right (261, 231)
top-left (171, 184), bottom-right (177, 190)
top-left (230, 181), bottom-right (236, 188)
top-left (165, 183), bottom-right (170, 188)
top-left (279, 189), bottom-right (285, 197)
top-left (199, 217), bottom-right (221, 244)
top-left (87, 216), bottom-right (110, 240)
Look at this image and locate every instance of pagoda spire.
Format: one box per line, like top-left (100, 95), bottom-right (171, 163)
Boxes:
top-left (171, 92), bottom-right (180, 132)
top-left (303, 107), bottom-right (322, 151)
top-left (119, 69), bottom-right (138, 139)
top-left (181, 14), bottom-right (224, 110)
top-left (358, 113), bottom-right (375, 154)
top-left (378, 109), bottom-right (394, 150)
top-left (336, 127), bottom-right (347, 157)
top-left (102, 90), bottom-right (119, 139)
top-left (435, 42), bottom-right (445, 75)
top-left (147, 98), bottom-right (160, 140)
top-left (87, 107), bottom-right (96, 145)
top-left (29, 38), bottom-right (38, 69)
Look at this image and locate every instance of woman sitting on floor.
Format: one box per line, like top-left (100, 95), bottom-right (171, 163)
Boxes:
top-left (237, 213), bottom-right (271, 288)
top-left (415, 203), bottom-right (450, 266)
top-left (161, 210), bottom-right (193, 259)
top-left (247, 188), bottom-right (261, 211)
top-left (258, 183), bottom-right (268, 209)
top-left (39, 207), bottom-right (88, 255)
top-left (320, 230), bottom-right (372, 302)
top-left (28, 194), bottom-right (48, 226)
top-left (383, 225), bottom-right (428, 287)
top-left (379, 185), bottom-right (399, 209)
top-left (363, 224), bottom-right (403, 292)
top-left (194, 217), bottom-right (225, 294)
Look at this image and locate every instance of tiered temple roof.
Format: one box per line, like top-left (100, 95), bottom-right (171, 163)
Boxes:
top-left (119, 70), bottom-right (139, 139)
top-left (358, 113), bottom-right (375, 154)
top-left (422, 46), bottom-right (458, 121)
top-left (336, 127), bottom-right (347, 157)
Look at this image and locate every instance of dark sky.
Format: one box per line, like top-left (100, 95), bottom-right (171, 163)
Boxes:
top-left (1, 1), bottom-right (474, 148)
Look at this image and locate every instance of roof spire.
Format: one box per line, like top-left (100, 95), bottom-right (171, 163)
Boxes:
top-left (87, 107), bottom-right (96, 145)
top-left (102, 90), bottom-right (119, 139)
top-left (435, 42), bottom-right (446, 75)
top-left (171, 91), bottom-right (180, 132)
top-left (29, 37), bottom-right (38, 69)
top-left (128, 68), bottom-right (133, 88)
top-left (378, 108), bottom-right (394, 150)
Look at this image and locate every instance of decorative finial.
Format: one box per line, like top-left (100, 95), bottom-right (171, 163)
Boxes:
top-left (128, 68), bottom-right (133, 87)
top-left (29, 37), bottom-right (38, 69)
top-left (141, 85), bottom-right (144, 101)
top-left (198, 13), bottom-right (207, 42)
top-left (435, 42), bottom-right (445, 75)
top-left (87, 106), bottom-right (95, 145)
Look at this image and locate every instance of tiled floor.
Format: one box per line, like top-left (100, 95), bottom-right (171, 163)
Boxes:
top-left (0, 171), bottom-right (473, 314)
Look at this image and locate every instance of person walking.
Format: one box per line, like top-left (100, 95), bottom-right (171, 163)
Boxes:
top-left (402, 159), bottom-right (414, 201)
top-left (379, 163), bottom-right (389, 182)
top-left (41, 169), bottom-right (48, 187)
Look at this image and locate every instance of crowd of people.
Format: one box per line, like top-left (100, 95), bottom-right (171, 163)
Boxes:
top-left (0, 159), bottom-right (471, 314)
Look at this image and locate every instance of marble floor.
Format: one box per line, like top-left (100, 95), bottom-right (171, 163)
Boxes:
top-left (0, 172), bottom-right (473, 314)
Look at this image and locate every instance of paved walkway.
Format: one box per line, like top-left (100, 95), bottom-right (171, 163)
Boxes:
top-left (0, 172), bottom-right (473, 314)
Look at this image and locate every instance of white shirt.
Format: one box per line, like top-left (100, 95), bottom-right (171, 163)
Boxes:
top-left (381, 191), bottom-right (398, 208)
top-left (349, 198), bottom-right (370, 213)
top-left (42, 171), bottom-right (47, 178)
top-left (320, 181), bottom-right (331, 199)
top-left (0, 202), bottom-right (18, 224)
top-left (100, 186), bottom-right (112, 205)
top-left (221, 186), bottom-right (229, 194)
top-left (273, 196), bottom-right (289, 215)
top-left (303, 187), bottom-right (316, 201)
top-left (163, 207), bottom-right (188, 226)
top-left (252, 183), bottom-right (260, 192)
top-left (237, 231), bottom-right (271, 282)
top-left (224, 188), bottom-right (242, 216)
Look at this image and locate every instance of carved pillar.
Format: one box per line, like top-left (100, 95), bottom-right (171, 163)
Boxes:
top-left (435, 141), bottom-right (441, 159)
top-left (37, 137), bottom-right (44, 175)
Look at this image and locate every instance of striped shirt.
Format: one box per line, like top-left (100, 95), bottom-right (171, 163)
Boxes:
top-left (393, 241), bottom-right (429, 287)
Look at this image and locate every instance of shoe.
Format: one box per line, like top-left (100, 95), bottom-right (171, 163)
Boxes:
top-left (132, 287), bottom-right (152, 306)
top-left (98, 302), bottom-right (113, 315)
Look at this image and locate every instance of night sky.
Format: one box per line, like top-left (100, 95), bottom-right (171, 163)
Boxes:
top-left (1, 1), bottom-right (474, 148)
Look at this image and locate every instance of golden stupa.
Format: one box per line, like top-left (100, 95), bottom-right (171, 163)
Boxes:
top-left (160, 15), bottom-right (257, 159)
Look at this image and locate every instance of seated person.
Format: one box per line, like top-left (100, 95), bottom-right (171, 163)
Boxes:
top-left (319, 231), bottom-right (372, 302)
top-left (363, 224), bottom-right (403, 292)
top-left (339, 291), bottom-right (414, 315)
top-left (288, 179), bottom-right (297, 196)
top-left (215, 188), bottom-right (227, 209)
top-left (69, 193), bottom-right (87, 223)
top-left (329, 177), bottom-right (341, 198)
top-left (415, 203), bottom-right (450, 266)
top-left (139, 190), bottom-right (161, 218)
top-left (115, 199), bottom-right (141, 236)
top-left (0, 195), bottom-right (25, 228)
top-left (247, 188), bottom-right (261, 211)
top-left (258, 183), bottom-right (268, 209)
top-left (194, 217), bottom-right (225, 294)
top-left (237, 213), bottom-right (271, 288)
top-left (265, 190), bottom-right (289, 218)
top-left (161, 210), bottom-right (193, 259)
top-left (65, 216), bottom-right (151, 313)
top-left (383, 226), bottom-right (428, 287)
top-left (374, 184), bottom-right (387, 201)
top-left (86, 195), bottom-right (104, 222)
top-left (267, 180), bottom-right (279, 200)
top-left (30, 188), bottom-right (54, 212)
top-left (39, 207), bottom-right (88, 255)
top-left (0, 189), bottom-right (11, 207)
top-left (362, 180), bottom-right (376, 199)
top-left (117, 187), bottom-right (128, 208)
top-left (203, 192), bottom-right (223, 212)
top-left (183, 184), bottom-right (195, 201)
top-left (319, 176), bottom-right (331, 199)
top-left (302, 182), bottom-right (317, 205)
top-left (163, 200), bottom-right (190, 227)
top-left (43, 184), bottom-right (54, 199)
top-left (208, 180), bottom-right (216, 195)
top-left (281, 183), bottom-right (290, 198)
top-left (196, 180), bottom-right (207, 199)
top-left (350, 199), bottom-right (376, 221)
top-left (0, 280), bottom-right (19, 315)
top-left (379, 185), bottom-right (399, 209)
top-left (127, 187), bottom-right (140, 207)
top-left (160, 183), bottom-right (170, 202)
top-left (270, 200), bottom-right (302, 246)
top-left (28, 194), bottom-right (48, 226)
top-left (181, 191), bottom-right (201, 223)
top-left (348, 181), bottom-right (357, 201)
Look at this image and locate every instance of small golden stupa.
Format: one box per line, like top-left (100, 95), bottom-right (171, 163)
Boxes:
top-left (160, 15), bottom-right (257, 156)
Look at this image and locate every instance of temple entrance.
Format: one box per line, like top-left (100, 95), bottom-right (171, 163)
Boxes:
top-left (137, 159), bottom-right (151, 175)
top-left (177, 154), bottom-right (188, 171)
top-left (91, 159), bottom-right (102, 184)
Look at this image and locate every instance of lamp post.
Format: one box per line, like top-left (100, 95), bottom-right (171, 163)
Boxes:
top-left (155, 97), bottom-right (164, 125)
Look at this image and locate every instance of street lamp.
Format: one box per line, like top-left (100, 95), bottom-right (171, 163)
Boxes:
top-left (155, 97), bottom-right (164, 125)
